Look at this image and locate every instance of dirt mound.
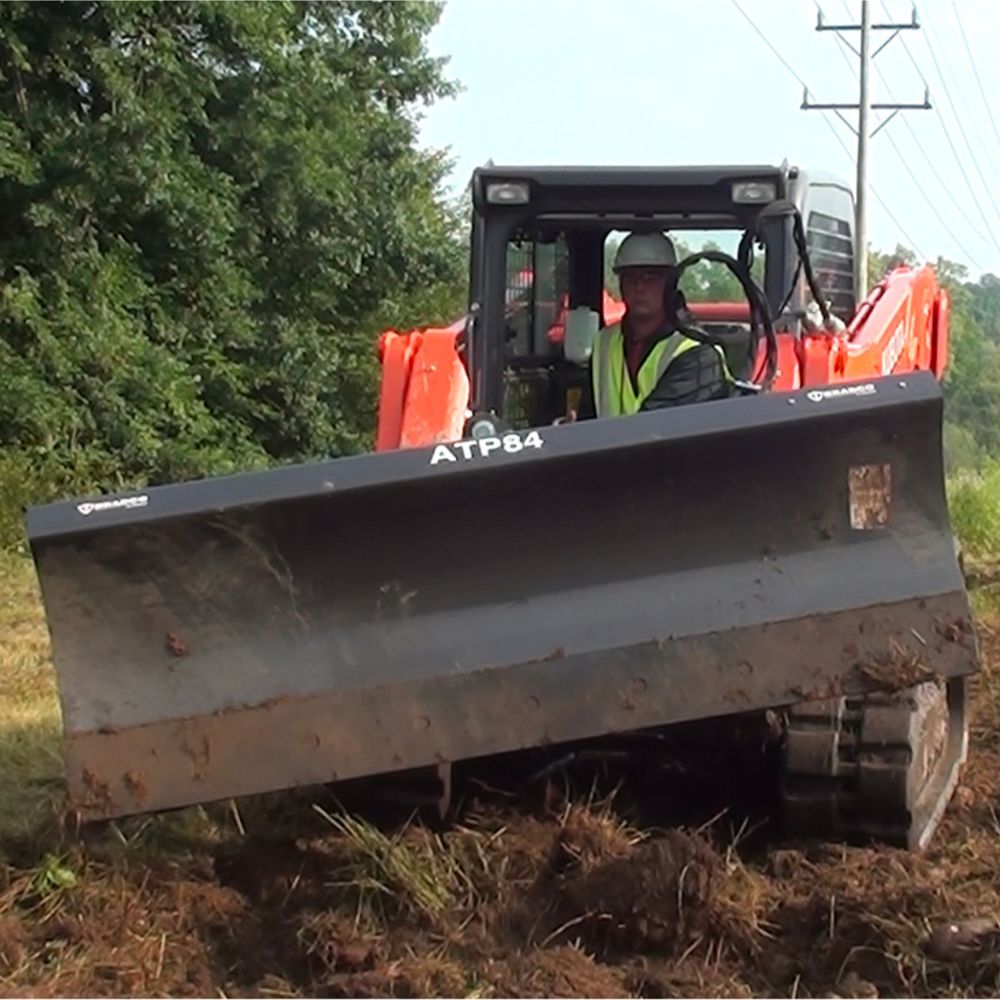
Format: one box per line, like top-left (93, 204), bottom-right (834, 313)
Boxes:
top-left (5, 740), bottom-right (1000, 999)
top-left (4, 764), bottom-right (1000, 997)
top-left (554, 802), bottom-right (641, 873)
top-left (320, 955), bottom-right (470, 999)
top-left (489, 945), bottom-right (630, 998)
top-left (0, 803), bottom-right (721, 997)
top-left (0, 915), bottom-right (26, 974)
top-left (297, 911), bottom-right (383, 976)
top-left (626, 956), bottom-right (756, 999)
top-left (557, 831), bottom-right (717, 956)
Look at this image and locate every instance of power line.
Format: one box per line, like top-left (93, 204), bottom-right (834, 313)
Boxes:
top-left (806, 3), bottom-right (933, 291)
top-left (840, 1), bottom-right (999, 268)
top-left (730, 0), bottom-right (809, 89)
top-left (819, 111), bottom-right (927, 258)
top-left (878, 126), bottom-right (983, 268)
top-left (884, 4), bottom-right (927, 88)
top-left (948, 0), bottom-right (1000, 158)
top-left (829, 0), bottom-right (861, 78)
top-left (888, 108), bottom-right (993, 253)
top-left (733, 0), bottom-right (926, 261)
top-left (879, 1), bottom-right (1000, 253)
top-left (826, 5), bottom-right (993, 262)
top-left (910, 1), bottom-right (1000, 230)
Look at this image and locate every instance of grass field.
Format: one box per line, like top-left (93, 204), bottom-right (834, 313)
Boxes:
top-left (0, 551), bottom-right (62, 848)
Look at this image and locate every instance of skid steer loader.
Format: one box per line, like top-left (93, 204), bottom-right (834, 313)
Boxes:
top-left (26, 162), bottom-right (977, 849)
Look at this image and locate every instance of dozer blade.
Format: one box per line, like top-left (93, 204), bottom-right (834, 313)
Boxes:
top-left (27, 371), bottom-right (977, 821)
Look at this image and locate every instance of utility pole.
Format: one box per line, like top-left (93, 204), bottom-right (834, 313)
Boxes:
top-left (856, 1), bottom-right (870, 299)
top-left (803, 2), bottom-right (928, 297)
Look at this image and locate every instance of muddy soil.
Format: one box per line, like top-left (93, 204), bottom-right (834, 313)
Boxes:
top-left (1, 622), bottom-right (999, 998)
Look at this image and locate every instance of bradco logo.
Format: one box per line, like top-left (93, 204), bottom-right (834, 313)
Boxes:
top-left (77, 495), bottom-right (149, 516)
top-left (806, 383), bottom-right (877, 403)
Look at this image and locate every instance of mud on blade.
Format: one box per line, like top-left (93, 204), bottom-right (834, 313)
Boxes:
top-left (26, 372), bottom-right (976, 820)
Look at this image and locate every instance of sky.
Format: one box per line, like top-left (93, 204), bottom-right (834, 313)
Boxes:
top-left (416, 0), bottom-right (1000, 281)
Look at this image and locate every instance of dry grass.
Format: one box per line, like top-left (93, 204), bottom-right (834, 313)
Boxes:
top-left (313, 805), bottom-right (462, 920)
top-left (0, 552), bottom-right (63, 849)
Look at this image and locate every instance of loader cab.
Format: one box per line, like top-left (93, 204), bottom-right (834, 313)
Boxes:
top-left (466, 164), bottom-right (857, 428)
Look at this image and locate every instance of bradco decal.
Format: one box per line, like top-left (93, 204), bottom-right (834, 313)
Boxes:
top-left (806, 383), bottom-right (877, 403)
top-left (77, 495), bottom-right (149, 516)
top-left (430, 430), bottom-right (544, 466)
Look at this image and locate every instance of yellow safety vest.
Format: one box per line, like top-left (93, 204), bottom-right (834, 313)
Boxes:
top-left (591, 323), bottom-right (728, 418)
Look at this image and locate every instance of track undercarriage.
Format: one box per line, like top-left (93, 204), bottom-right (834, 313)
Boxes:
top-left (351, 675), bottom-right (970, 853)
top-left (782, 677), bottom-right (969, 849)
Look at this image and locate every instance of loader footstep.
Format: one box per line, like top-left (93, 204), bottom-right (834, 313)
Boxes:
top-left (781, 676), bottom-right (969, 849)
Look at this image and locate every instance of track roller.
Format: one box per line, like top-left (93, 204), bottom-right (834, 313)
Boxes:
top-left (781, 677), bottom-right (969, 850)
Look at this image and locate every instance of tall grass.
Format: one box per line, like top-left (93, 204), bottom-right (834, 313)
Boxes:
top-left (1, 450), bottom-right (76, 551)
top-left (0, 551), bottom-right (63, 850)
top-left (948, 461), bottom-right (1000, 562)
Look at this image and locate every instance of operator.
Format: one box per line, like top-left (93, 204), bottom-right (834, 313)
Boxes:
top-left (573, 233), bottom-right (733, 419)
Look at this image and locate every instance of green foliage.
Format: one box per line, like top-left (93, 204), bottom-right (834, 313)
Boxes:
top-left (943, 307), bottom-right (1000, 455)
top-left (3, 2), bottom-right (999, 563)
top-left (948, 462), bottom-right (1000, 560)
top-left (943, 422), bottom-right (985, 476)
top-left (30, 852), bottom-right (78, 896)
top-left (603, 232), bottom-right (622, 296)
top-left (872, 244), bottom-right (1000, 469)
top-left (0, 448), bottom-right (104, 551)
top-left (868, 244), bottom-right (919, 284)
top-left (0, 1), bottom-right (464, 546)
top-left (937, 264), bottom-right (1000, 459)
top-left (676, 239), bottom-right (765, 303)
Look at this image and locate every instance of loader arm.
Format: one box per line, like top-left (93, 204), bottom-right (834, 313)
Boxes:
top-left (800, 264), bottom-right (948, 387)
top-left (375, 322), bottom-right (470, 452)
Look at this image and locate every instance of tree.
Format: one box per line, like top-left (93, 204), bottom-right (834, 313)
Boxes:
top-left (603, 233), bottom-right (762, 301)
top-left (868, 244), bottom-right (919, 285)
top-left (676, 239), bottom-right (765, 303)
top-left (0, 1), bottom-right (464, 511)
top-left (865, 243), bottom-right (1000, 462)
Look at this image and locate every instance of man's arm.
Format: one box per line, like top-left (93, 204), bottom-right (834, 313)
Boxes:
top-left (640, 343), bottom-right (731, 410)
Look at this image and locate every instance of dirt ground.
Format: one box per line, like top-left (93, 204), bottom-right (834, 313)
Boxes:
top-left (2, 595), bottom-right (1000, 996)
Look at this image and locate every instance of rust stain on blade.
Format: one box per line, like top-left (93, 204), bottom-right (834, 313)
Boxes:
top-left (180, 734), bottom-right (211, 781)
top-left (80, 766), bottom-right (114, 815)
top-left (165, 632), bottom-right (189, 657)
top-left (123, 769), bottom-right (149, 804)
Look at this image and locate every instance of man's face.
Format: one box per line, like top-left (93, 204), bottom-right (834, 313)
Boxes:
top-left (619, 267), bottom-right (671, 321)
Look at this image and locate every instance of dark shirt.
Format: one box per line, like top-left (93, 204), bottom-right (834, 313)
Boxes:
top-left (576, 296), bottom-right (731, 419)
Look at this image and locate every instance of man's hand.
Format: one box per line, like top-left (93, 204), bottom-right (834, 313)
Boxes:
top-left (552, 409), bottom-right (578, 426)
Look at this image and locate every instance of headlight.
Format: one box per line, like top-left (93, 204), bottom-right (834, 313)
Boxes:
top-left (485, 181), bottom-right (530, 205)
top-left (732, 181), bottom-right (777, 204)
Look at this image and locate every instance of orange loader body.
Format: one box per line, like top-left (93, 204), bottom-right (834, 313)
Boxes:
top-left (376, 264), bottom-right (949, 452)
